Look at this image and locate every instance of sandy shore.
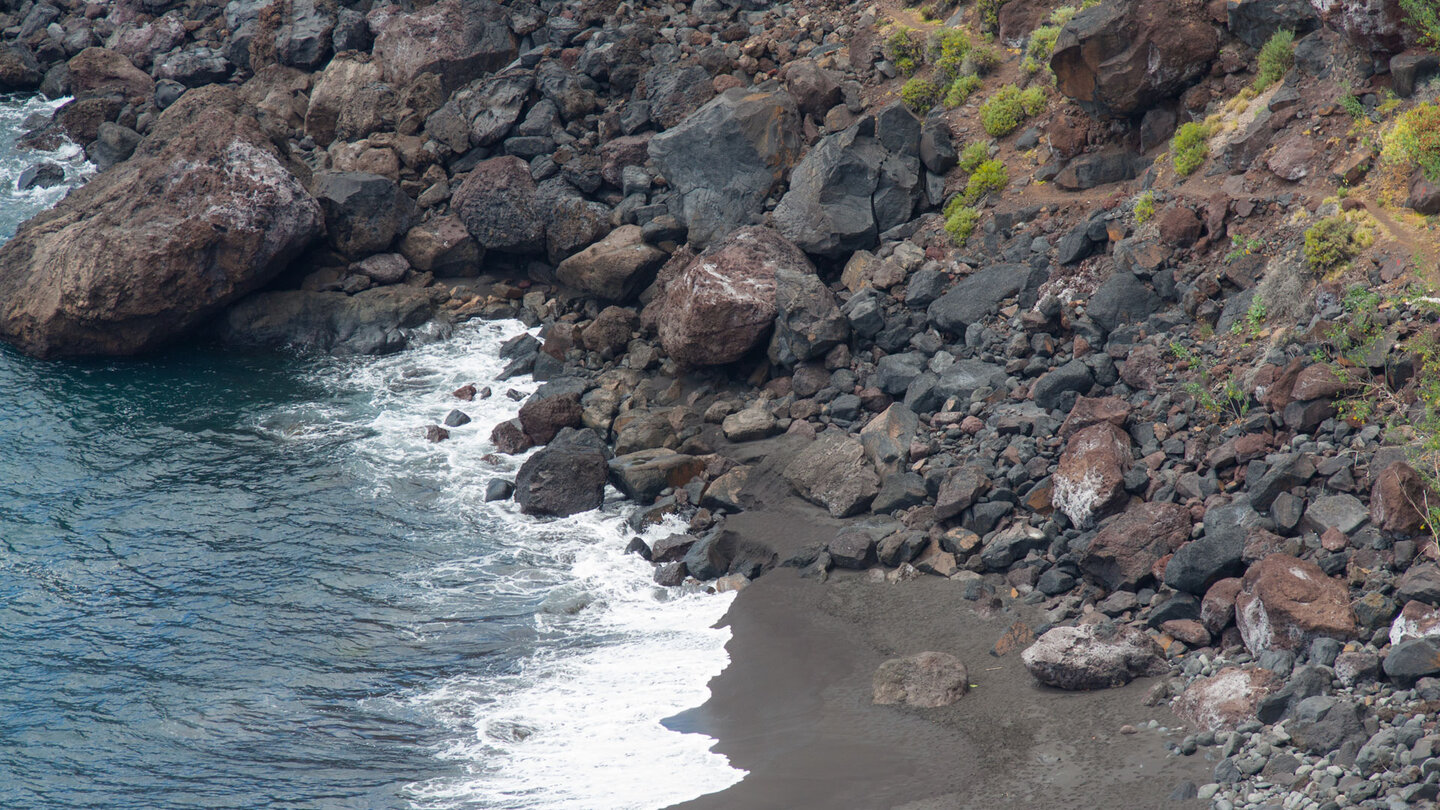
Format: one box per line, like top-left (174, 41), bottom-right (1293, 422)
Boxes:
top-left (664, 495), bottom-right (1216, 810)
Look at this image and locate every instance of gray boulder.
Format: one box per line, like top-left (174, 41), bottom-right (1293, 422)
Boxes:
top-left (927, 263), bottom-right (1046, 334)
top-left (649, 85), bottom-right (802, 247)
top-left (774, 103), bottom-right (926, 258)
top-left (514, 428), bottom-right (609, 517)
top-left (1021, 624), bottom-right (1169, 690)
top-left (424, 70), bottom-right (534, 152)
top-left (769, 266), bottom-right (849, 366)
top-left (783, 432), bottom-right (881, 518)
top-left (312, 171), bottom-right (416, 258)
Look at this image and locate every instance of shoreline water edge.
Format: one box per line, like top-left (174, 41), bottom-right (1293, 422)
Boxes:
top-left (6, 0), bottom-right (1440, 807)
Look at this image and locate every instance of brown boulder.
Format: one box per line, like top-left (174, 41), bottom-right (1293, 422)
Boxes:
top-left (580, 306), bottom-right (640, 358)
top-left (1157, 206), bottom-right (1203, 248)
top-left (655, 226), bottom-right (805, 366)
top-left (1059, 396), bottom-right (1132, 439)
top-left (518, 392), bottom-right (584, 445)
top-left (783, 60), bottom-right (842, 119)
top-left (1289, 363), bottom-right (1352, 402)
top-left (783, 432), bottom-right (881, 518)
top-left (67, 47), bottom-right (155, 102)
top-left (1174, 667), bottom-right (1282, 731)
top-left (1201, 577), bottom-right (1244, 633)
top-left (1050, 0), bottom-right (1219, 117)
top-left (1235, 554), bottom-right (1358, 655)
top-left (1119, 344), bottom-right (1164, 390)
top-left (1268, 134), bottom-right (1319, 182)
top-left (304, 53), bottom-right (394, 147)
top-left (556, 225), bottom-right (668, 302)
top-left (451, 156), bottom-right (547, 254)
top-left (873, 652), bottom-right (969, 708)
top-left (369, 0), bottom-right (516, 93)
top-left (1370, 460), bottom-right (1434, 536)
top-left (399, 214), bottom-right (482, 276)
top-left (1081, 501), bottom-right (1192, 591)
top-left (0, 86), bottom-right (323, 358)
top-left (1052, 422), bottom-right (1132, 527)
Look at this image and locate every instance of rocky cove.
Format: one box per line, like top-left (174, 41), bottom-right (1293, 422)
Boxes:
top-left (6, 0), bottom-right (1440, 807)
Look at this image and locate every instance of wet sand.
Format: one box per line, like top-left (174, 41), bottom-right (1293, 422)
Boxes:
top-left (665, 495), bottom-right (1217, 809)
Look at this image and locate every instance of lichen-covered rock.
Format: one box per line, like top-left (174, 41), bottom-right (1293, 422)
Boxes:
top-left (1021, 624), bottom-right (1168, 690)
top-left (1174, 667), bottom-right (1283, 731)
top-left (1235, 554), bottom-right (1358, 655)
top-left (0, 86), bottom-right (322, 358)
top-left (1052, 422), bottom-right (1132, 527)
top-left (368, 0), bottom-right (516, 93)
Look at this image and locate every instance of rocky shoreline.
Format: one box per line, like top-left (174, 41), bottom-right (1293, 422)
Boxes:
top-left (6, 0), bottom-right (1440, 805)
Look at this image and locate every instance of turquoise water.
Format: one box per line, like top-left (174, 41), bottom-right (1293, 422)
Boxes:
top-left (0, 98), bottom-right (740, 809)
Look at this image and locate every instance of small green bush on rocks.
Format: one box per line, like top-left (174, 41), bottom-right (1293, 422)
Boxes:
top-left (1253, 30), bottom-right (1295, 91)
top-left (1171, 122), bottom-right (1211, 176)
top-left (901, 77), bottom-right (941, 113)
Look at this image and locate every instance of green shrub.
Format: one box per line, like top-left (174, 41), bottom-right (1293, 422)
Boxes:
top-left (979, 85), bottom-right (1025, 136)
top-left (1133, 191), bottom-right (1155, 224)
top-left (1027, 25), bottom-right (1061, 62)
top-left (886, 27), bottom-right (927, 75)
top-left (1383, 102), bottom-right (1440, 180)
top-left (978, 0), bottom-right (1007, 32)
top-left (901, 77), bottom-right (941, 113)
top-left (1253, 30), bottom-right (1295, 91)
top-left (1171, 122), bottom-right (1211, 176)
top-left (957, 140), bottom-right (991, 173)
top-left (944, 74), bottom-right (984, 107)
top-left (1304, 213), bottom-right (1376, 270)
top-left (1400, 0), bottom-right (1440, 50)
top-left (963, 44), bottom-right (1001, 76)
top-left (930, 28), bottom-right (972, 81)
top-left (962, 159), bottom-right (1009, 203)
top-left (1049, 5), bottom-right (1078, 26)
top-left (945, 204), bottom-right (981, 246)
top-left (1019, 85), bottom-right (1047, 116)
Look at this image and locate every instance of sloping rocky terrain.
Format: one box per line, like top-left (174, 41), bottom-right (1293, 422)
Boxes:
top-left (6, 0), bottom-right (1440, 805)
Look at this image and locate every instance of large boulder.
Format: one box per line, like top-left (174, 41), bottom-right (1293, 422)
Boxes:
top-left (1235, 554), bottom-right (1358, 655)
top-left (1227, 0), bottom-right (1320, 49)
top-left (368, 0), bottom-right (516, 93)
top-left (0, 86), bottom-right (322, 358)
top-left (1050, 0), bottom-right (1220, 117)
top-left (1308, 0), bottom-right (1409, 54)
top-left (514, 429), bottom-right (610, 517)
top-left (1082, 501), bottom-right (1192, 591)
top-left (769, 265), bottom-right (849, 366)
top-left (873, 652), bottom-right (969, 708)
top-left (648, 85), bottom-right (802, 247)
top-left (311, 171), bottom-right (416, 258)
top-left (451, 156), bottom-right (547, 254)
top-left (1052, 422), bottom-right (1132, 528)
top-left (1165, 502), bottom-right (1262, 594)
top-left (424, 69), bottom-right (534, 151)
top-left (783, 432), bottom-right (881, 518)
top-left (654, 226), bottom-right (808, 366)
top-left (1174, 667), bottom-right (1282, 731)
top-left (218, 286), bottom-right (448, 355)
top-left (774, 102), bottom-right (926, 258)
top-left (0, 43), bottom-right (42, 91)
top-left (927, 264), bottom-right (1047, 335)
top-left (555, 225), bottom-right (667, 302)
top-left (1021, 624), bottom-right (1168, 690)
top-left (304, 53), bottom-right (394, 146)
top-left (67, 47), bottom-right (155, 103)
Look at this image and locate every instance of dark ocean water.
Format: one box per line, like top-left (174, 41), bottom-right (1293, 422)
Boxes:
top-left (0, 96), bottom-right (739, 810)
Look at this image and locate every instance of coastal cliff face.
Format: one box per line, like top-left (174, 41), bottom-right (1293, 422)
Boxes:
top-left (5, 0), bottom-right (1440, 804)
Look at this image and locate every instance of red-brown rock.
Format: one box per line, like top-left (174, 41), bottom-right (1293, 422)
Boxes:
top-left (1157, 206), bottom-right (1203, 248)
top-left (655, 227), bottom-right (808, 366)
top-left (1235, 554), bottom-right (1358, 655)
top-left (1081, 501), bottom-right (1192, 590)
top-left (1289, 363), bottom-right (1352, 402)
top-left (1370, 460), bottom-right (1434, 536)
top-left (518, 392), bottom-right (584, 445)
top-left (1050, 0), bottom-right (1220, 117)
top-left (1052, 422), bottom-right (1132, 527)
top-left (1059, 396), bottom-right (1133, 439)
top-left (1174, 667), bottom-right (1282, 731)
